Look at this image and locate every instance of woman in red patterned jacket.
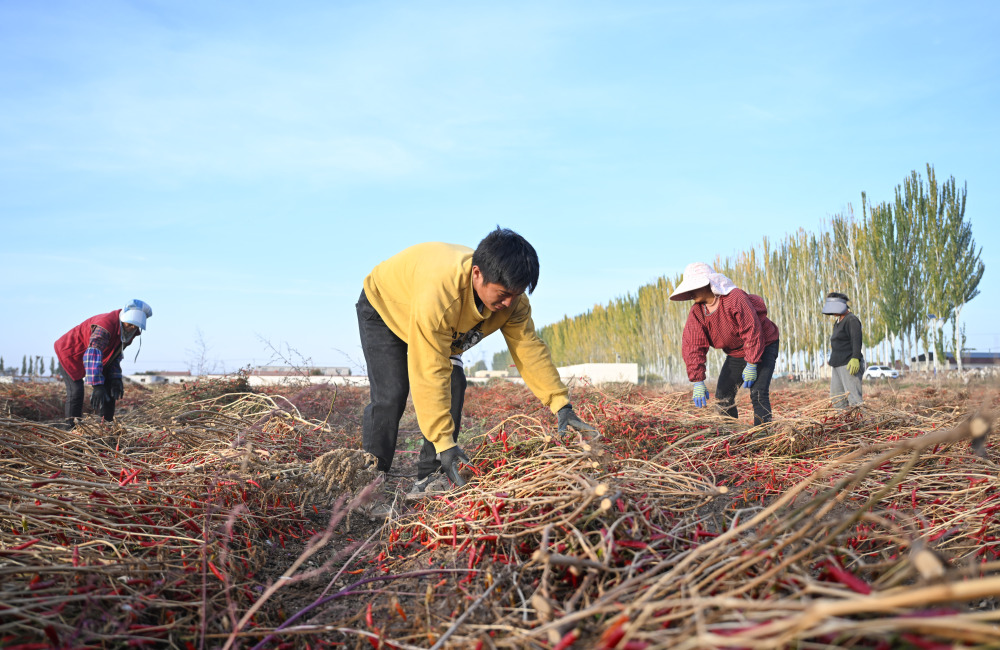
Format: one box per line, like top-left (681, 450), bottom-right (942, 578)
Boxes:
top-left (53, 300), bottom-right (152, 427)
top-left (670, 263), bottom-right (780, 425)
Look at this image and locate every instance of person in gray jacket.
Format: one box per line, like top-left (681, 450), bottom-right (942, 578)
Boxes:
top-left (823, 292), bottom-right (863, 410)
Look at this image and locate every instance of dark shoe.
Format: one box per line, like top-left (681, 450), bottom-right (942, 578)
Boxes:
top-left (406, 473), bottom-right (451, 500)
top-left (363, 499), bottom-right (400, 521)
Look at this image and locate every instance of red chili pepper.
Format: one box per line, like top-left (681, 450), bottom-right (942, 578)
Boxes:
top-left (365, 602), bottom-right (374, 628)
top-left (490, 504), bottom-right (503, 527)
top-left (553, 628), bottom-right (579, 650)
top-left (899, 634), bottom-right (951, 650)
top-left (616, 540), bottom-right (647, 550)
top-left (825, 560), bottom-right (871, 594)
top-left (10, 539), bottom-right (41, 551)
top-left (208, 561), bottom-right (225, 582)
top-left (118, 469), bottom-right (140, 487)
top-left (598, 616), bottom-right (629, 649)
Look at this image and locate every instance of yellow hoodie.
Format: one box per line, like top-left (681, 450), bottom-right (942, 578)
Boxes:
top-left (363, 242), bottom-right (570, 452)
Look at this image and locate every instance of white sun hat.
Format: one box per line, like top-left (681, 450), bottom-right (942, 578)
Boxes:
top-left (821, 294), bottom-right (849, 315)
top-left (669, 263), bottom-right (738, 301)
top-left (120, 299), bottom-right (153, 330)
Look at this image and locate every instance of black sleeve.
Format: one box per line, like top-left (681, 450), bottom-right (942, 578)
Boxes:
top-left (848, 315), bottom-right (863, 361)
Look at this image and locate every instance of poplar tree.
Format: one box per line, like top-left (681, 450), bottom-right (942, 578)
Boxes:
top-left (920, 165), bottom-right (954, 370)
top-left (492, 350), bottom-right (512, 371)
top-left (937, 172), bottom-right (984, 370)
top-left (864, 191), bottom-right (922, 367)
top-left (536, 167), bottom-right (982, 383)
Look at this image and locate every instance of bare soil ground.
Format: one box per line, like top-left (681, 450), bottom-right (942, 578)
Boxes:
top-left (2, 375), bottom-right (999, 649)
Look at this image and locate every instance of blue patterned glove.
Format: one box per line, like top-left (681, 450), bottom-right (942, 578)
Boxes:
top-left (742, 363), bottom-right (757, 388)
top-left (692, 381), bottom-right (709, 408)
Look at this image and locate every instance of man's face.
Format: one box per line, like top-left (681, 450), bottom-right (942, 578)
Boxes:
top-left (472, 266), bottom-right (521, 312)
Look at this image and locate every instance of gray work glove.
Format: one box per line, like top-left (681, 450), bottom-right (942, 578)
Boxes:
top-left (90, 385), bottom-right (107, 412)
top-left (436, 445), bottom-right (470, 487)
top-left (557, 404), bottom-right (597, 434)
top-left (109, 377), bottom-right (125, 400)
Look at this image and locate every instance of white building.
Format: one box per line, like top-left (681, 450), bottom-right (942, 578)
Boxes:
top-left (498, 362), bottom-right (639, 386)
top-left (556, 363), bottom-right (639, 385)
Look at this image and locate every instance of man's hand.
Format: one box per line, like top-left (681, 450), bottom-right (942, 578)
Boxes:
top-left (557, 405), bottom-right (597, 434)
top-left (847, 358), bottom-right (861, 375)
top-left (742, 363), bottom-right (757, 388)
top-left (437, 445), bottom-right (471, 487)
top-left (692, 381), bottom-right (709, 408)
top-left (109, 378), bottom-right (124, 400)
top-left (90, 385), bottom-right (107, 412)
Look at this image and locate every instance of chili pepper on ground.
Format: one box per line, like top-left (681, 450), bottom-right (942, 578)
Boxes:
top-left (208, 561), bottom-right (225, 582)
top-left (824, 559), bottom-right (871, 595)
top-left (553, 629), bottom-right (579, 650)
top-left (598, 616), bottom-right (629, 649)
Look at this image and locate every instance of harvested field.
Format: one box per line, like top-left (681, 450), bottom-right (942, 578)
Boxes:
top-left (1, 377), bottom-right (999, 649)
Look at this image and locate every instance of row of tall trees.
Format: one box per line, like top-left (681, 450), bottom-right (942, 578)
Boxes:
top-left (0, 356), bottom-right (61, 377)
top-left (513, 166), bottom-right (983, 383)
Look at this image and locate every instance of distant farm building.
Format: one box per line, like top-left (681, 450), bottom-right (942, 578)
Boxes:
top-left (911, 352), bottom-right (1000, 370)
top-left (557, 363), bottom-right (639, 385)
top-left (495, 362), bottom-right (639, 386)
top-left (252, 366), bottom-right (351, 377)
top-left (126, 370), bottom-right (192, 384)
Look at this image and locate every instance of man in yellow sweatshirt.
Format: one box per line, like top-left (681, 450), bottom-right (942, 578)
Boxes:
top-left (357, 227), bottom-right (596, 497)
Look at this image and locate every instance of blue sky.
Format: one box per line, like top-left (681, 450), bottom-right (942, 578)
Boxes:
top-left (2, 1), bottom-right (998, 375)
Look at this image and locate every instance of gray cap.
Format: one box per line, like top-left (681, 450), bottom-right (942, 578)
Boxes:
top-left (822, 296), bottom-right (848, 315)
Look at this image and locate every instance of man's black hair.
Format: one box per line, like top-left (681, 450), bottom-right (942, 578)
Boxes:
top-left (827, 291), bottom-right (850, 302)
top-left (472, 227), bottom-right (539, 294)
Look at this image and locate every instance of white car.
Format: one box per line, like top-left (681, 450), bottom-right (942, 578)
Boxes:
top-left (863, 365), bottom-right (899, 380)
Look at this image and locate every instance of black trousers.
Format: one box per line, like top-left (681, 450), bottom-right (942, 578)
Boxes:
top-left (356, 290), bottom-right (465, 477)
top-left (59, 367), bottom-right (116, 426)
top-left (715, 340), bottom-right (780, 426)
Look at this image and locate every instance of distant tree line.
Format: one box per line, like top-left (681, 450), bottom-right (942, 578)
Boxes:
top-left (520, 165), bottom-right (983, 383)
top-left (1, 355), bottom-right (61, 377)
